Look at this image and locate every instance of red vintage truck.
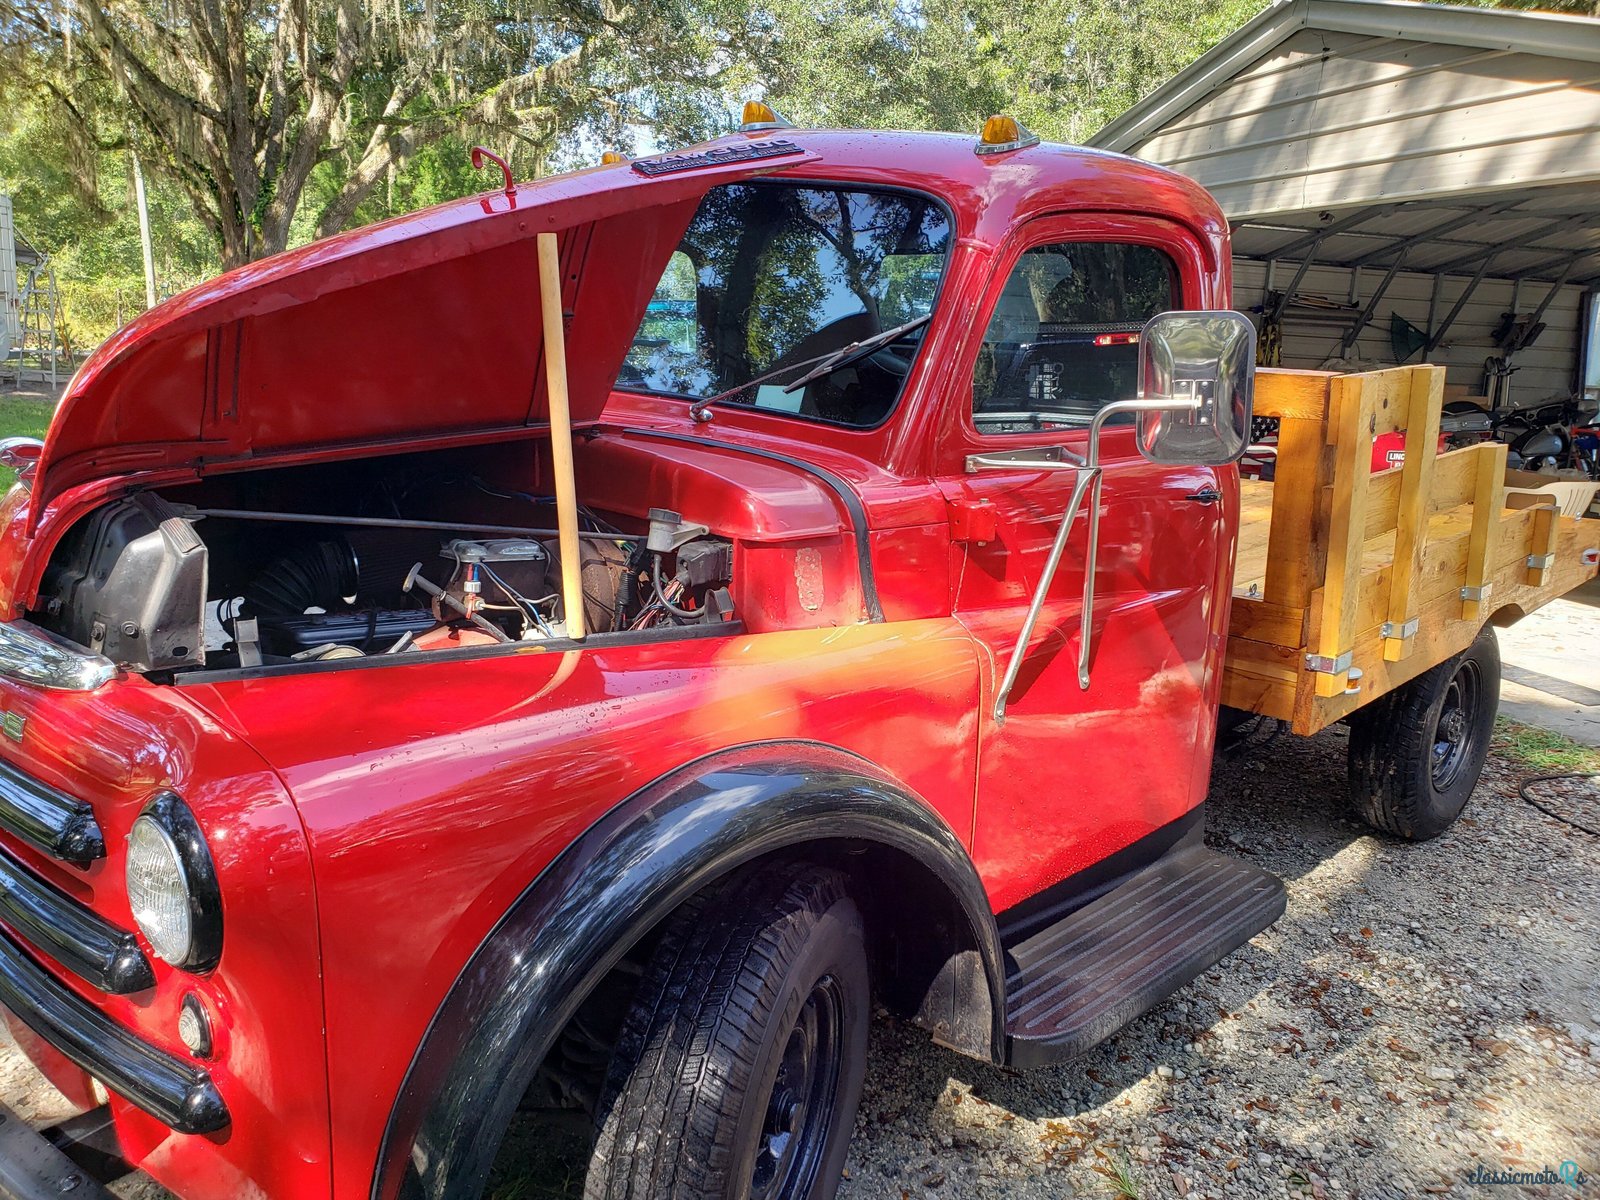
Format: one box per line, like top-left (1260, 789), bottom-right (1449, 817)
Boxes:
top-left (0, 111), bottom-right (1594, 1200)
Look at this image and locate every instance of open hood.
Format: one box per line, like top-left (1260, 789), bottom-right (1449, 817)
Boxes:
top-left (32, 138), bottom-right (818, 518)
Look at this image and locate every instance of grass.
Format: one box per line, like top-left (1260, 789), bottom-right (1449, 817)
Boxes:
top-left (1492, 716), bottom-right (1600, 774)
top-left (0, 397), bottom-right (56, 491)
top-left (1091, 1147), bottom-right (1143, 1199)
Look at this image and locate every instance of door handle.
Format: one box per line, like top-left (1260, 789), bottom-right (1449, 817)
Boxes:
top-left (1185, 485), bottom-right (1221, 504)
top-left (965, 445), bottom-right (1086, 473)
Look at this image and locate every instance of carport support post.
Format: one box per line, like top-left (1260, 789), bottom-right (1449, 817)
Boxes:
top-left (1271, 238), bottom-right (1327, 322)
top-left (1340, 250), bottom-right (1407, 356)
top-left (537, 231), bottom-right (587, 641)
top-left (1427, 253), bottom-right (1497, 354)
top-left (1524, 257), bottom-right (1579, 328)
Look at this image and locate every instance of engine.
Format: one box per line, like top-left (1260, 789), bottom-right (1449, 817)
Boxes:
top-left (36, 497), bottom-right (736, 675)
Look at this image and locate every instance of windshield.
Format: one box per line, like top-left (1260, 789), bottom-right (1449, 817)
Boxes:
top-left (618, 182), bottom-right (952, 428)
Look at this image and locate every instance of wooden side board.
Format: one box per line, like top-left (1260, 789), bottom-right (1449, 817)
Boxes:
top-left (1224, 365), bottom-right (1600, 736)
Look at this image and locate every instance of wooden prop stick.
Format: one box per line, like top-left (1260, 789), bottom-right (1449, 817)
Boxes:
top-left (536, 231), bottom-right (586, 641)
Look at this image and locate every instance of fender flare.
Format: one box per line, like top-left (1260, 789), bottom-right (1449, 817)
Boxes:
top-left (371, 741), bottom-right (1003, 1200)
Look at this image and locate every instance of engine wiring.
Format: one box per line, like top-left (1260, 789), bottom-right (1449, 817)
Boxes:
top-left (632, 576), bottom-right (690, 630)
top-left (479, 562), bottom-right (559, 638)
top-left (651, 554), bottom-right (701, 620)
top-left (468, 476), bottom-right (626, 534)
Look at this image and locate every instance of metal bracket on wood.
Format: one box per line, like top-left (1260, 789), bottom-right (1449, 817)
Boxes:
top-left (1380, 617), bottom-right (1419, 641)
top-left (1460, 583), bottom-right (1493, 603)
top-left (1305, 650), bottom-right (1353, 675)
top-left (1525, 552), bottom-right (1555, 570)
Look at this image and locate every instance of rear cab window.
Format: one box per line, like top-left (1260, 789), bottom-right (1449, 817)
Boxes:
top-left (971, 242), bottom-right (1177, 434)
top-left (619, 182), bottom-right (952, 429)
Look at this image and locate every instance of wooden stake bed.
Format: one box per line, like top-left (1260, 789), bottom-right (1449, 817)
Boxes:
top-left (1225, 365), bottom-right (1599, 736)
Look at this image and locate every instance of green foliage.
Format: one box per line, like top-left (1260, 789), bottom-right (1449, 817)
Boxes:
top-left (0, 70), bottom-right (219, 344)
top-left (754, 0), bottom-right (1270, 144)
top-left (1493, 717), bottom-right (1600, 773)
top-left (0, 399), bottom-right (56, 490)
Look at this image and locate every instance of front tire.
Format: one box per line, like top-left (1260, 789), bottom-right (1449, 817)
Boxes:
top-left (1347, 626), bottom-right (1500, 839)
top-left (586, 865), bottom-right (869, 1200)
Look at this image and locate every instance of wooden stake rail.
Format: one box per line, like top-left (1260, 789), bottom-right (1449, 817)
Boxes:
top-left (1224, 364), bottom-right (1599, 736)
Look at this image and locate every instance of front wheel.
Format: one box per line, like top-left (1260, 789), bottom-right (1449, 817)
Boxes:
top-left (1346, 626), bottom-right (1500, 839)
top-left (586, 865), bottom-right (869, 1200)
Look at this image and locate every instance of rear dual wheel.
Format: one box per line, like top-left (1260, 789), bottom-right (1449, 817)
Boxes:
top-left (1347, 625), bottom-right (1501, 840)
top-left (586, 865), bottom-right (869, 1200)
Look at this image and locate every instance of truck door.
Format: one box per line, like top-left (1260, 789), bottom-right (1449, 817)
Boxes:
top-left (935, 215), bottom-right (1236, 916)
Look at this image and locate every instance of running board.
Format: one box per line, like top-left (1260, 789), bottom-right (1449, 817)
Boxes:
top-left (1004, 847), bottom-right (1285, 1068)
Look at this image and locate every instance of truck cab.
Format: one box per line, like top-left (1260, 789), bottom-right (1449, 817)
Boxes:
top-left (0, 116), bottom-right (1280, 1200)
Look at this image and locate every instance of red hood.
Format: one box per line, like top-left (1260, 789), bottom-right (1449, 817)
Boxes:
top-left (32, 139), bottom-right (817, 518)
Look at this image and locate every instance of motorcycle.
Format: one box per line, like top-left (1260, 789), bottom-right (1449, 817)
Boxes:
top-left (1442, 396), bottom-right (1600, 479)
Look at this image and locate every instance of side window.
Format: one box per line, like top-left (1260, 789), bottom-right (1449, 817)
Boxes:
top-left (971, 241), bottom-right (1178, 433)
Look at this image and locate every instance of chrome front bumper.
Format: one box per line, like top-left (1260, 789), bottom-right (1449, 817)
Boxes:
top-left (0, 749), bottom-right (226, 1136)
top-left (0, 928), bottom-right (228, 1135)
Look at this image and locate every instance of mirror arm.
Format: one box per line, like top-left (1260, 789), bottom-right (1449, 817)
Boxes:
top-left (1076, 395), bottom-right (1202, 689)
top-left (980, 393), bottom-right (1206, 724)
top-left (1084, 395), bottom-right (1202, 469)
top-left (993, 465), bottom-right (1099, 725)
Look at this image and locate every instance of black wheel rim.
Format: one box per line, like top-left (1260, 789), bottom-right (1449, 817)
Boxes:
top-left (1431, 658), bottom-right (1483, 791)
top-left (750, 975), bottom-right (845, 1200)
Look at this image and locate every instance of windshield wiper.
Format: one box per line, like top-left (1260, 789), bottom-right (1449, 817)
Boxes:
top-left (779, 314), bottom-right (933, 395)
top-left (684, 312), bottom-right (933, 423)
top-left (685, 348), bottom-right (839, 423)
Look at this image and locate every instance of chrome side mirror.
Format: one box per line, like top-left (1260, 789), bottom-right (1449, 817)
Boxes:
top-left (968, 311), bottom-right (1255, 723)
top-left (1134, 311), bottom-right (1255, 466)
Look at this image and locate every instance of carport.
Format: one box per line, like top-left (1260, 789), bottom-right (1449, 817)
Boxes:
top-left (1089, 0), bottom-right (1600, 410)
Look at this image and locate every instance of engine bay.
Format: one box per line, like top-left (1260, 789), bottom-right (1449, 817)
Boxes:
top-left (32, 447), bottom-right (738, 676)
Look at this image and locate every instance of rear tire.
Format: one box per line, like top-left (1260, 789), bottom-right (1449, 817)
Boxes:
top-left (1346, 626), bottom-right (1500, 840)
top-left (586, 865), bottom-right (869, 1200)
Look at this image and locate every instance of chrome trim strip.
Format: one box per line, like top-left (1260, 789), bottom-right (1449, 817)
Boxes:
top-left (0, 622), bottom-right (116, 692)
top-left (0, 928), bottom-right (228, 1135)
top-left (0, 759), bottom-right (104, 865)
top-left (0, 847), bottom-right (153, 993)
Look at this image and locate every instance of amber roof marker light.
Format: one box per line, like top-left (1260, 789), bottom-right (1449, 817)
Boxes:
top-left (975, 115), bottom-right (1041, 156)
top-left (739, 100), bottom-right (793, 133)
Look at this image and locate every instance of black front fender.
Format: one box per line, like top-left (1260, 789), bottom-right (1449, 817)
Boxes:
top-left (372, 741), bottom-right (1002, 1200)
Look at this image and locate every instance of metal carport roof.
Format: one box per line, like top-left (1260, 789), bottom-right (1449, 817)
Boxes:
top-left (1088, 0), bottom-right (1600, 290)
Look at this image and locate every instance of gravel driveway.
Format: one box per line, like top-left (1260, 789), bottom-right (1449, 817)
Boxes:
top-left (4, 721), bottom-right (1598, 1199)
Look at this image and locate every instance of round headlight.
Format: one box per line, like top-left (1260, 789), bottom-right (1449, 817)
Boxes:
top-left (127, 817), bottom-right (192, 964)
top-left (125, 794), bottom-right (222, 972)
